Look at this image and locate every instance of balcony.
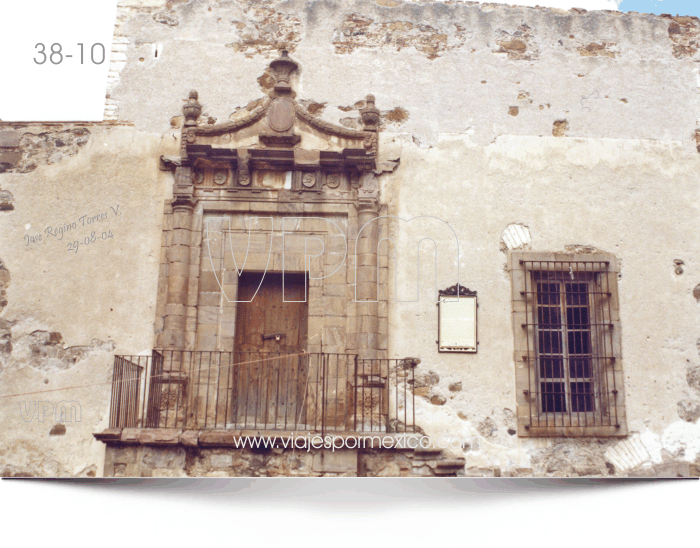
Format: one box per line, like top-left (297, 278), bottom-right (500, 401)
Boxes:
top-left (101, 350), bottom-right (419, 439)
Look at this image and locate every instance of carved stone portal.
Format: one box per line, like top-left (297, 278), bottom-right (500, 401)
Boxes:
top-left (157, 49), bottom-right (396, 368)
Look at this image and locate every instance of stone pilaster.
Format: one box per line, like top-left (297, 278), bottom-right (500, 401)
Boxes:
top-left (355, 174), bottom-right (381, 361)
top-left (163, 166), bottom-right (194, 350)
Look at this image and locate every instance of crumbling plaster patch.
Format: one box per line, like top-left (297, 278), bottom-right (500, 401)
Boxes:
top-left (2, 129), bottom-right (91, 174)
top-left (333, 13), bottom-right (468, 60)
top-left (667, 15), bottom-right (700, 59)
top-left (4, 328), bottom-right (115, 373)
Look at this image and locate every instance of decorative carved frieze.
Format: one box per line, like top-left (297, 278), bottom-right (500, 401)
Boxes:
top-left (259, 134), bottom-right (302, 147)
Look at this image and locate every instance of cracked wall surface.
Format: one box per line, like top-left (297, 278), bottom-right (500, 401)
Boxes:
top-left (2, 0), bottom-right (700, 477)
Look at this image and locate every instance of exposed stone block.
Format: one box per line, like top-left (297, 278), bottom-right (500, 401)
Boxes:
top-left (0, 130), bottom-right (20, 147)
top-left (312, 449), bottom-right (357, 473)
top-left (653, 461), bottom-right (691, 478)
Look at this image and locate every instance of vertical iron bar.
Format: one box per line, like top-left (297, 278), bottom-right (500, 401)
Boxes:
top-left (109, 358), bottom-right (117, 427)
top-left (214, 352), bottom-right (221, 428)
top-left (174, 351), bottom-right (181, 428)
top-left (163, 352), bottom-right (170, 428)
top-left (321, 353), bottom-right (326, 437)
top-left (224, 351), bottom-right (231, 428)
top-left (253, 352), bottom-right (260, 429)
top-left (332, 354), bottom-right (340, 430)
top-left (184, 351), bottom-right (192, 429)
top-left (353, 355), bottom-right (358, 432)
top-left (274, 354), bottom-right (281, 429)
top-left (243, 352), bottom-right (250, 429)
top-left (205, 352), bottom-right (213, 429)
top-left (523, 261), bottom-right (533, 432)
top-left (605, 263), bottom-right (618, 426)
top-left (597, 264), bottom-right (610, 426)
top-left (412, 361), bottom-right (415, 432)
top-left (194, 352), bottom-right (203, 428)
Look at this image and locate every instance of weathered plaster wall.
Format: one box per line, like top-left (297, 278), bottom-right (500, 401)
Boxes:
top-left (2, 0), bottom-right (700, 476)
top-left (0, 124), bottom-right (178, 476)
top-left (107, 0), bottom-right (700, 152)
top-left (385, 133), bottom-right (700, 476)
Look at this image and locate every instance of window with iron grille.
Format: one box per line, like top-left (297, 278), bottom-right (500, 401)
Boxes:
top-left (508, 252), bottom-right (627, 437)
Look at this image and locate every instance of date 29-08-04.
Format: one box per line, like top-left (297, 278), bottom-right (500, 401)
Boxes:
top-left (66, 230), bottom-right (113, 253)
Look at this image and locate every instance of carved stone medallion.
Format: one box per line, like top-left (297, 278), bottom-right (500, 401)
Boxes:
top-left (326, 173), bottom-right (340, 189)
top-left (238, 172), bottom-right (251, 186)
top-left (214, 171), bottom-right (228, 185)
top-left (194, 171), bottom-right (204, 185)
top-left (268, 97), bottom-right (295, 133)
top-left (302, 173), bottom-right (316, 188)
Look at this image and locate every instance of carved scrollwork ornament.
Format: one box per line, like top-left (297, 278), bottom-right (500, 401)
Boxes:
top-left (438, 284), bottom-right (477, 297)
top-left (363, 132), bottom-right (378, 157)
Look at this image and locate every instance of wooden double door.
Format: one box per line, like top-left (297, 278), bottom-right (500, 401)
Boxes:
top-left (232, 272), bottom-right (309, 428)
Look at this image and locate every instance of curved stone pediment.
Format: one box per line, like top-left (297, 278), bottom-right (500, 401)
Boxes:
top-left (178, 50), bottom-right (380, 164)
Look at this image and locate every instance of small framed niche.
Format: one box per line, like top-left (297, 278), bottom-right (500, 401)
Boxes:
top-left (437, 284), bottom-right (477, 353)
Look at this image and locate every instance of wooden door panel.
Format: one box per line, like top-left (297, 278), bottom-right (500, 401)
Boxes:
top-left (232, 272), bottom-right (308, 428)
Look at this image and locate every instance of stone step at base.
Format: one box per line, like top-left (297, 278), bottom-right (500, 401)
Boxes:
top-left (412, 448), bottom-right (443, 459)
top-left (435, 459), bottom-right (466, 468)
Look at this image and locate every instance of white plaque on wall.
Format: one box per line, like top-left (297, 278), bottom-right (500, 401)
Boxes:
top-left (438, 288), bottom-right (477, 353)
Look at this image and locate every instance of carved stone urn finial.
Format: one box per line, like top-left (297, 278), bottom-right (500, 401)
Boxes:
top-left (361, 94), bottom-right (380, 128)
top-left (269, 49), bottom-right (298, 93)
top-left (183, 90), bottom-right (202, 127)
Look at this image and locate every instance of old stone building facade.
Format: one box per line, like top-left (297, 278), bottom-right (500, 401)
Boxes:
top-left (1, 0), bottom-right (700, 477)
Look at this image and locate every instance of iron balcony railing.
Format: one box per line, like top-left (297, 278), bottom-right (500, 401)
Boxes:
top-left (107, 350), bottom-right (418, 434)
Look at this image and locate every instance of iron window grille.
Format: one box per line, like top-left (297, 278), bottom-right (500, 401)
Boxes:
top-left (509, 253), bottom-right (626, 437)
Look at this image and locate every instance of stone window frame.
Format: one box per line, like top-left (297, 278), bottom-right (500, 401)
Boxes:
top-left (508, 250), bottom-right (627, 438)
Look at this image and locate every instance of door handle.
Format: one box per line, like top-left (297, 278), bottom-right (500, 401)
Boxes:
top-left (262, 332), bottom-right (285, 341)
